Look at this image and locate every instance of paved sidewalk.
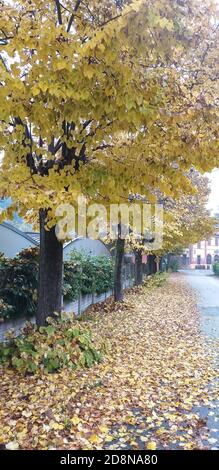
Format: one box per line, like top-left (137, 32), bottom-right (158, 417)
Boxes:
top-left (181, 269), bottom-right (219, 339)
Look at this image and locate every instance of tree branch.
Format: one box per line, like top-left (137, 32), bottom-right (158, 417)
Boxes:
top-left (59, 2), bottom-right (71, 13)
top-left (67, 0), bottom-right (81, 33)
top-left (0, 54), bottom-right (10, 73)
top-left (92, 144), bottom-right (114, 152)
top-left (55, 0), bottom-right (63, 25)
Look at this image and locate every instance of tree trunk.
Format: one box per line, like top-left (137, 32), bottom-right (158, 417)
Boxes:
top-left (36, 209), bottom-right (63, 326)
top-left (166, 253), bottom-right (171, 271)
top-left (134, 249), bottom-right (143, 285)
top-left (148, 254), bottom-right (157, 274)
top-left (159, 257), bottom-right (163, 272)
top-left (114, 235), bottom-right (125, 302)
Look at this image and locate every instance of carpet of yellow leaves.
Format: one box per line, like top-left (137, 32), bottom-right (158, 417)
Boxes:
top-left (0, 274), bottom-right (218, 450)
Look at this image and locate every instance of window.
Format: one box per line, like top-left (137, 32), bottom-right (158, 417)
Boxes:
top-left (215, 237), bottom-right (219, 246)
top-left (197, 242), bottom-right (201, 249)
top-left (208, 239), bottom-right (211, 246)
top-left (206, 254), bottom-right (212, 264)
top-left (197, 255), bottom-right (201, 265)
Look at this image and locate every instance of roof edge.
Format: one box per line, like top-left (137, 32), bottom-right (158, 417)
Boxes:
top-left (0, 222), bottom-right (39, 246)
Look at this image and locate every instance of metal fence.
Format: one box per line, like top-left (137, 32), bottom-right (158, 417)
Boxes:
top-left (64, 262), bottom-right (136, 315)
top-left (0, 262), bottom-right (137, 341)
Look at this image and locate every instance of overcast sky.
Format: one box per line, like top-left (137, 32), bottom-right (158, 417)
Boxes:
top-left (207, 169), bottom-right (219, 214)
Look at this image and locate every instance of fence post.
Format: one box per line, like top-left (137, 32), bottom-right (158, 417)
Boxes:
top-left (132, 263), bottom-right (135, 286)
top-left (129, 264), bottom-right (131, 287)
top-left (78, 292), bottom-right (81, 315)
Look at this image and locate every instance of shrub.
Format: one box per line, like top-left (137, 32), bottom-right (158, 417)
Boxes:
top-left (0, 315), bottom-right (102, 374)
top-left (213, 262), bottom-right (219, 275)
top-left (169, 258), bottom-right (179, 272)
top-left (64, 250), bottom-right (114, 300)
top-left (63, 258), bottom-right (83, 301)
top-left (0, 248), bottom-right (39, 320)
top-left (0, 298), bottom-right (14, 321)
top-left (143, 272), bottom-right (168, 289)
top-left (86, 254), bottom-right (114, 295)
top-left (0, 248), bottom-right (114, 320)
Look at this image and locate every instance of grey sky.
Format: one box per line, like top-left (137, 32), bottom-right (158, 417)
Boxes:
top-left (207, 169), bottom-right (219, 214)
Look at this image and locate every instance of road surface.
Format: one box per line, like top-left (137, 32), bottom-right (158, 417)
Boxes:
top-left (181, 269), bottom-right (219, 449)
top-left (182, 269), bottom-right (219, 339)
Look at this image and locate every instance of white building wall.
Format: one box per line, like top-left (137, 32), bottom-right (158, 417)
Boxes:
top-left (0, 223), bottom-right (111, 259)
top-left (63, 237), bottom-right (111, 260)
top-left (0, 224), bottom-right (36, 258)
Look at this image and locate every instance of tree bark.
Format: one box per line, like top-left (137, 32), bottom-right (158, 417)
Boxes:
top-left (134, 249), bottom-right (143, 285)
top-left (147, 254), bottom-right (157, 274)
top-left (159, 257), bottom-right (163, 272)
top-left (36, 209), bottom-right (63, 326)
top-left (166, 253), bottom-right (171, 271)
top-left (114, 234), bottom-right (125, 302)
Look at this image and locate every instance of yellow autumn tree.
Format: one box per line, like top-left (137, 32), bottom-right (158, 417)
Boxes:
top-left (0, 0), bottom-right (218, 323)
top-left (130, 171), bottom-right (216, 281)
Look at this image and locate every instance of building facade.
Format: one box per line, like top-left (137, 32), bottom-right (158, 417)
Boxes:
top-left (180, 211), bottom-right (219, 269)
top-left (187, 234), bottom-right (219, 268)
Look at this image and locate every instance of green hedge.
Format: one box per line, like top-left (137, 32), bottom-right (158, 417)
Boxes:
top-left (0, 248), bottom-right (39, 320)
top-left (0, 248), bottom-right (114, 321)
top-left (213, 262), bottom-right (219, 276)
top-left (64, 250), bottom-right (114, 301)
top-left (168, 259), bottom-right (179, 272)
